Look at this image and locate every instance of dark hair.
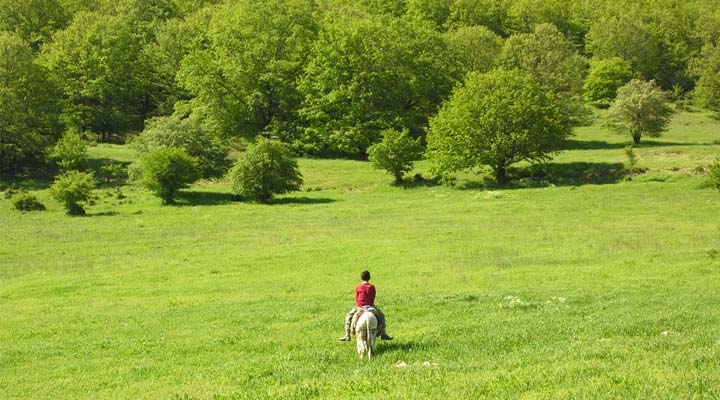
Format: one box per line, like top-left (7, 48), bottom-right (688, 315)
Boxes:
top-left (360, 270), bottom-right (371, 281)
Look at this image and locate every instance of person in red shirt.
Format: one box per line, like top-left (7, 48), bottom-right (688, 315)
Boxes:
top-left (338, 270), bottom-right (392, 341)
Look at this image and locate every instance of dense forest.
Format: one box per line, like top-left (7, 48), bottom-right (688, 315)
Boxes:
top-left (2, 0), bottom-right (720, 176)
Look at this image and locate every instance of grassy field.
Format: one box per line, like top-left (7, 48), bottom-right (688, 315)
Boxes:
top-left (1, 111), bottom-right (720, 399)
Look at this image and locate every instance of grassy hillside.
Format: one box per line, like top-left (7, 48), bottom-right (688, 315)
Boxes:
top-left (1, 111), bottom-right (719, 399)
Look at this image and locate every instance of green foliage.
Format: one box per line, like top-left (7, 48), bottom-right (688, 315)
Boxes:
top-left (298, 11), bottom-right (457, 156)
top-left (445, 25), bottom-right (503, 74)
top-left (0, 31), bottom-right (62, 174)
top-left (367, 129), bottom-right (423, 184)
top-left (692, 45), bottom-right (720, 114)
top-left (0, 0), bottom-right (68, 50)
top-left (708, 160), bottom-right (720, 192)
top-left (10, 192), bottom-right (46, 212)
top-left (50, 170), bottom-right (95, 215)
top-left (228, 138), bottom-right (302, 203)
top-left (138, 148), bottom-right (200, 204)
top-left (50, 129), bottom-right (88, 171)
top-left (606, 79), bottom-right (673, 145)
top-left (39, 11), bottom-right (154, 134)
top-left (427, 69), bottom-right (571, 183)
top-left (177, 0), bottom-right (318, 139)
top-left (133, 114), bottom-right (228, 178)
top-left (98, 162), bottom-right (127, 184)
top-left (584, 57), bottom-right (635, 107)
top-left (624, 145), bottom-right (637, 168)
top-left (406, 0), bottom-right (452, 30)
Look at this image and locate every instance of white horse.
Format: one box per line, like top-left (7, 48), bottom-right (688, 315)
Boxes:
top-left (354, 311), bottom-right (378, 359)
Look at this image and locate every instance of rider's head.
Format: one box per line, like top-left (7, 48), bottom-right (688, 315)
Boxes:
top-left (360, 270), bottom-right (371, 282)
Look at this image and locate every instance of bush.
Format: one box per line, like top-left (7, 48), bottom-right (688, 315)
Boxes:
top-left (50, 129), bottom-right (88, 171)
top-left (50, 170), bottom-right (95, 215)
top-left (133, 114), bottom-right (229, 178)
top-left (583, 57), bottom-right (635, 107)
top-left (368, 129), bottom-right (423, 184)
top-left (708, 160), bottom-right (720, 191)
top-left (139, 148), bottom-right (200, 204)
top-left (98, 162), bottom-right (127, 184)
top-left (11, 192), bottom-right (46, 212)
top-left (228, 138), bottom-right (303, 203)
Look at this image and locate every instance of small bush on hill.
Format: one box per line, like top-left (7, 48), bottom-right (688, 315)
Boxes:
top-left (368, 129), bottom-right (423, 184)
top-left (50, 170), bottom-right (95, 215)
top-left (139, 148), bottom-right (200, 204)
top-left (50, 129), bottom-right (88, 171)
top-left (228, 138), bottom-right (302, 203)
top-left (708, 160), bottom-right (720, 191)
top-left (11, 192), bottom-right (46, 212)
top-left (98, 162), bottom-right (127, 184)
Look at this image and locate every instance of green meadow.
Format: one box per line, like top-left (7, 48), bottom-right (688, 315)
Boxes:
top-left (1, 111), bottom-right (720, 399)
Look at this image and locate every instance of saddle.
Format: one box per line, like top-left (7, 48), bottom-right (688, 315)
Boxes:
top-left (350, 306), bottom-right (377, 334)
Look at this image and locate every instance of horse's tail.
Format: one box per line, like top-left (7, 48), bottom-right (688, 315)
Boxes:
top-left (367, 319), bottom-right (372, 359)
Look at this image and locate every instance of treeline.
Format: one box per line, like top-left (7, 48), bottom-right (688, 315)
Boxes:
top-left (2, 0), bottom-right (720, 175)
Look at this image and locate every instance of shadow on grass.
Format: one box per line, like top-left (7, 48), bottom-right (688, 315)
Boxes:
top-left (379, 340), bottom-right (437, 354)
top-left (561, 139), bottom-right (708, 151)
top-left (0, 176), bottom-right (52, 191)
top-left (175, 190), bottom-right (239, 206)
top-left (460, 161), bottom-right (627, 190)
top-left (87, 211), bottom-right (120, 217)
top-left (399, 174), bottom-right (442, 189)
top-left (269, 196), bottom-right (335, 205)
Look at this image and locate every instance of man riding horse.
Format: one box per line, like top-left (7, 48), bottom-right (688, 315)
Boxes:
top-left (338, 270), bottom-right (393, 341)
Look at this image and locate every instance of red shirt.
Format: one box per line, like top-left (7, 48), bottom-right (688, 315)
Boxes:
top-left (355, 283), bottom-right (376, 307)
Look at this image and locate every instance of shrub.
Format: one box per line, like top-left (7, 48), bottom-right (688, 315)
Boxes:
top-left (98, 162), bottom-right (127, 184)
top-left (624, 145), bottom-right (637, 168)
top-left (368, 129), bottom-right (423, 184)
top-left (133, 114), bottom-right (229, 178)
top-left (11, 192), bottom-right (46, 212)
top-left (708, 160), bottom-right (720, 191)
top-left (139, 148), bottom-right (200, 204)
top-left (50, 129), bottom-right (88, 171)
top-left (50, 170), bottom-right (95, 215)
top-left (583, 57), bottom-right (635, 107)
top-left (228, 138), bottom-right (302, 203)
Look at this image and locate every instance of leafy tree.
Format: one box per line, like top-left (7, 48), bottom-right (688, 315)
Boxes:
top-left (692, 45), bottom-right (720, 114)
top-left (584, 57), bottom-right (635, 107)
top-left (133, 113), bottom-right (228, 178)
top-left (426, 69), bottom-right (571, 183)
top-left (606, 79), bottom-right (673, 145)
top-left (406, 0), bottom-right (452, 30)
top-left (445, 25), bottom-right (503, 75)
top-left (299, 10), bottom-right (457, 156)
top-left (50, 129), bottom-right (88, 171)
top-left (177, 0), bottom-right (318, 139)
top-left (50, 170), bottom-right (96, 215)
top-left (228, 138), bottom-right (303, 203)
top-left (0, 32), bottom-right (61, 174)
top-left (447, 0), bottom-right (511, 36)
top-left (0, 0), bottom-right (68, 51)
top-left (138, 148), bottom-right (200, 204)
top-left (39, 11), bottom-right (154, 135)
top-left (367, 129), bottom-right (423, 184)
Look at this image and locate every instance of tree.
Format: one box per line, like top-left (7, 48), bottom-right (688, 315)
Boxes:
top-left (426, 69), bottom-right (571, 183)
top-left (50, 170), bottom-right (96, 215)
top-left (39, 11), bottom-right (154, 135)
top-left (367, 129), bottom-right (423, 184)
top-left (298, 10), bottom-right (457, 156)
top-left (708, 160), bottom-right (720, 192)
top-left (228, 138), bottom-right (303, 203)
top-left (692, 45), bottom-right (720, 114)
top-left (498, 23), bottom-right (588, 126)
top-left (445, 25), bottom-right (503, 75)
top-left (50, 129), bottom-right (88, 171)
top-left (583, 57), bottom-right (635, 107)
top-left (0, 32), bottom-right (61, 175)
top-left (138, 148), bottom-right (200, 204)
top-left (177, 0), bottom-right (318, 139)
top-left (0, 0), bottom-right (68, 51)
top-left (606, 79), bottom-right (673, 145)
top-left (406, 0), bottom-right (452, 30)
top-left (133, 113), bottom-right (228, 178)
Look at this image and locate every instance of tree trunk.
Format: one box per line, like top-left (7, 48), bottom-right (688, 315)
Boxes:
top-left (394, 171), bottom-right (404, 185)
top-left (632, 132), bottom-right (642, 145)
top-left (495, 165), bottom-right (508, 185)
